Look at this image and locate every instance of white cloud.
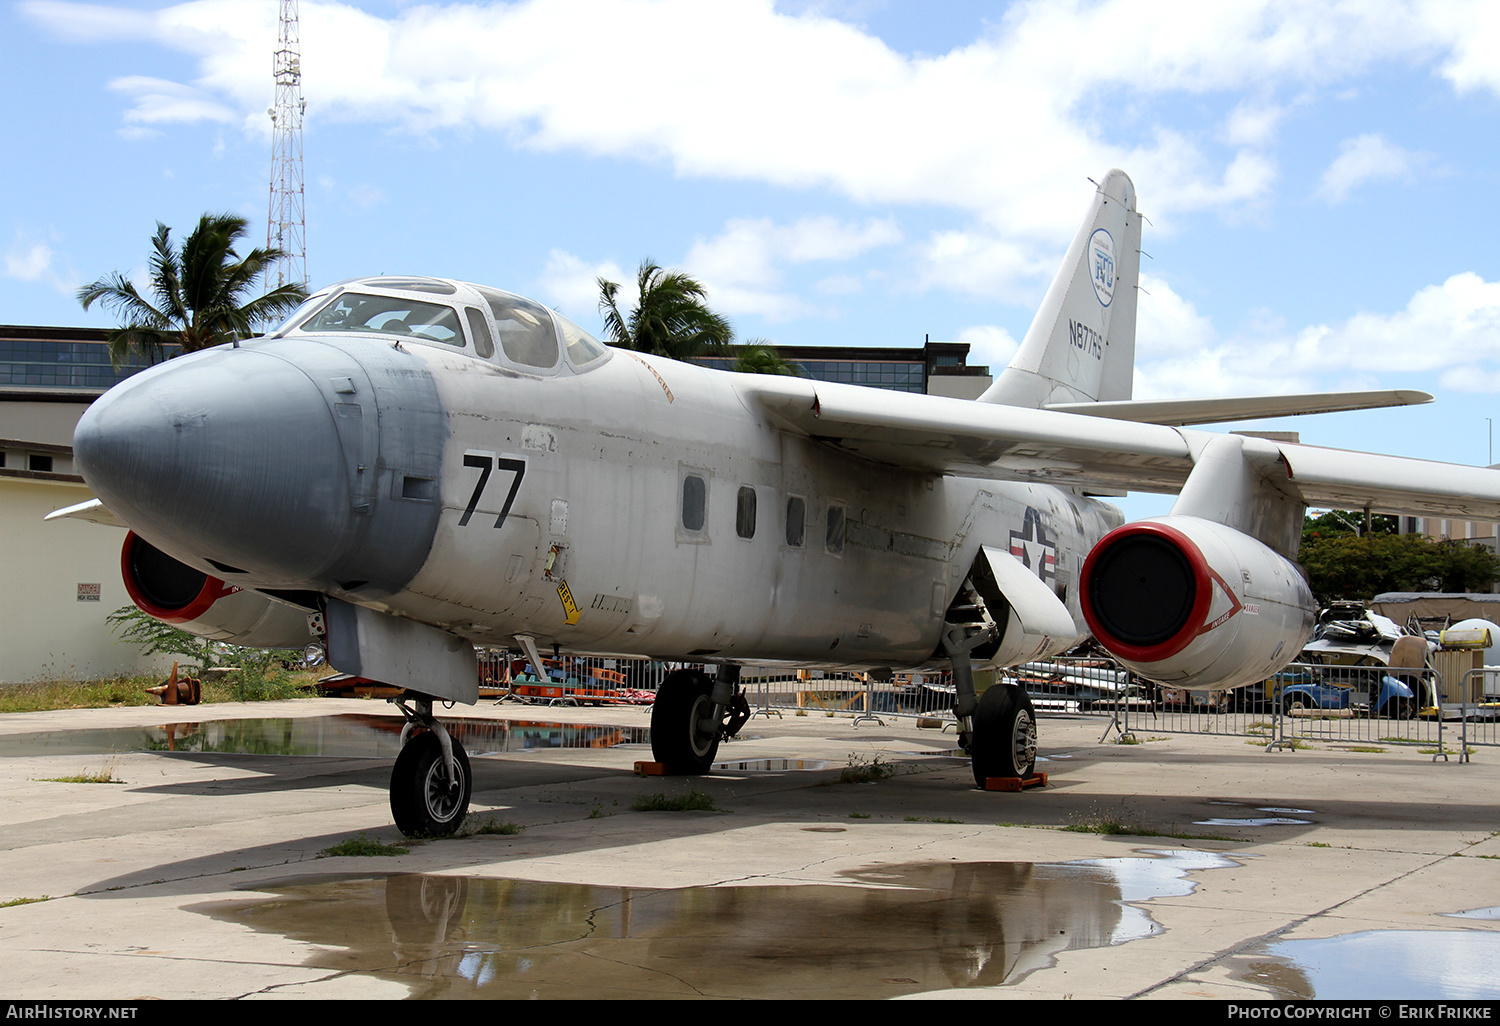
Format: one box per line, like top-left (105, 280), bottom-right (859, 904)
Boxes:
top-left (4, 233), bottom-right (76, 294)
top-left (683, 215), bottom-right (902, 321)
top-left (108, 76), bottom-right (238, 127)
top-left (1130, 271), bottom-right (1500, 399)
top-left (535, 249), bottom-right (628, 326)
top-left (24, 0), bottom-right (1490, 228)
top-left (955, 324), bottom-right (1019, 371)
top-left (1317, 133), bottom-right (1433, 204)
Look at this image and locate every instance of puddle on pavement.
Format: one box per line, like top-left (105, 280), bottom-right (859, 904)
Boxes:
top-left (712, 758), bottom-right (829, 772)
top-left (193, 849), bottom-right (1236, 999)
top-left (1446, 906), bottom-right (1500, 921)
top-left (1236, 930), bottom-right (1500, 999)
top-left (0, 715), bottom-right (652, 758)
top-left (1195, 818), bottom-right (1314, 827)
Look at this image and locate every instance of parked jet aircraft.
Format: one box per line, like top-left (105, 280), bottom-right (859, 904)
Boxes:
top-left (54, 170), bottom-right (1500, 836)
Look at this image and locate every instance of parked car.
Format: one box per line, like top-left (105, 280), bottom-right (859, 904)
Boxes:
top-left (1278, 671), bottom-right (1418, 719)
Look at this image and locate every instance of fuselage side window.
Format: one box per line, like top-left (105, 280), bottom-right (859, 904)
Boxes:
top-left (682, 474), bottom-right (707, 534)
top-left (826, 503), bottom-right (846, 555)
top-left (736, 486), bottom-right (757, 539)
top-left (477, 288), bottom-right (560, 370)
top-left (786, 495), bottom-right (806, 548)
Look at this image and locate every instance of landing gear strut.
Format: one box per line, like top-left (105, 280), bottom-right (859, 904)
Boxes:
top-left (651, 666), bottom-right (750, 774)
top-left (941, 578), bottom-right (1038, 787)
top-left (390, 696), bottom-right (472, 836)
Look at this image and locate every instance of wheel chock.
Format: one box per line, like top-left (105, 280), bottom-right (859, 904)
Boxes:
top-left (634, 761), bottom-right (669, 776)
top-left (982, 772), bottom-right (1048, 792)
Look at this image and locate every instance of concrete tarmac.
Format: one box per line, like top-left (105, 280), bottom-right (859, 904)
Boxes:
top-left (0, 697), bottom-right (1497, 1000)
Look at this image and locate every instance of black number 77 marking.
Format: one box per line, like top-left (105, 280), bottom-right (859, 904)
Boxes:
top-left (458, 453), bottom-right (526, 528)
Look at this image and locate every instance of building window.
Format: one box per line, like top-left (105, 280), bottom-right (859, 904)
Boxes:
top-left (736, 486), bottom-right (757, 539)
top-left (785, 496), bottom-right (805, 548)
top-left (28, 454), bottom-right (52, 473)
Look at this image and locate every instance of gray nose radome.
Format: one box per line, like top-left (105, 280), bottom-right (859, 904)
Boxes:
top-left (75, 348), bottom-right (353, 583)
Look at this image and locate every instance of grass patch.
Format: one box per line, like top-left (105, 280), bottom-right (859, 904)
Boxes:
top-left (1420, 745), bottom-right (1475, 756)
top-left (839, 753), bottom-right (896, 784)
top-left (631, 786), bottom-right (721, 812)
top-left (848, 812), bottom-right (871, 819)
top-left (1247, 738), bottom-right (1314, 749)
top-left (459, 817), bottom-right (524, 836)
top-left (1062, 809), bottom-right (1234, 842)
top-left (319, 834), bottom-right (411, 857)
top-left (0, 896), bottom-right (51, 908)
top-left (1306, 842), bottom-right (1332, 848)
top-left (1348, 746), bottom-right (1387, 753)
top-left (0, 669), bottom-right (325, 714)
top-left (38, 768), bottom-right (121, 784)
top-left (904, 816), bottom-right (963, 824)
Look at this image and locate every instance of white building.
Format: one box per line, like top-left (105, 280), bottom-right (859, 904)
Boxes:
top-left (0, 327), bottom-right (172, 682)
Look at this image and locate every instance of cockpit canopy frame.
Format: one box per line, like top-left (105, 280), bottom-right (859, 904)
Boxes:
top-left (266, 275), bottom-right (612, 375)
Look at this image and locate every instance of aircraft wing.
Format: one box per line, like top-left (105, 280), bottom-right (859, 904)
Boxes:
top-left (44, 497), bottom-right (127, 528)
top-left (746, 377), bottom-right (1500, 520)
top-left (1043, 389), bottom-right (1433, 426)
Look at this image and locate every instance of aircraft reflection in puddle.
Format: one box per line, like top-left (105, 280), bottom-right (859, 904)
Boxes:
top-left (194, 850), bottom-right (1237, 999)
top-left (0, 714), bottom-right (652, 758)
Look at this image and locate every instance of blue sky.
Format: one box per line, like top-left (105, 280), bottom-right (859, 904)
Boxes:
top-left (4, 0), bottom-right (1499, 519)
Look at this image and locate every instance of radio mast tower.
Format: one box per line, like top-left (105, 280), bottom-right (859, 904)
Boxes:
top-left (266, 0), bottom-right (306, 288)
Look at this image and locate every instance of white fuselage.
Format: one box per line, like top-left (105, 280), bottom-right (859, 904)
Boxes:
top-left (391, 344), bottom-right (1122, 669)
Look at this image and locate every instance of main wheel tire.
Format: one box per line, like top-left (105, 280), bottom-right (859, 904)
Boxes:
top-left (970, 684), bottom-right (1038, 788)
top-left (651, 669), bottom-right (720, 774)
top-left (390, 731), bottom-right (472, 837)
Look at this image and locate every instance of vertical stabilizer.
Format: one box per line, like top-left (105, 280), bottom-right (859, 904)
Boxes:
top-left (981, 170), bottom-right (1140, 408)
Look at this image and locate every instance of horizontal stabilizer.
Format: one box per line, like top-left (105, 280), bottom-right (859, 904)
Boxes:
top-left (1044, 389), bottom-right (1432, 426)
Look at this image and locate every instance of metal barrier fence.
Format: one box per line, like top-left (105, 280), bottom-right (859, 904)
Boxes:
top-left (473, 648), bottom-right (1498, 759)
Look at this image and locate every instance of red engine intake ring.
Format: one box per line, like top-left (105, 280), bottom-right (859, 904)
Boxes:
top-left (121, 531), bottom-right (233, 624)
top-left (1080, 520), bottom-right (1214, 663)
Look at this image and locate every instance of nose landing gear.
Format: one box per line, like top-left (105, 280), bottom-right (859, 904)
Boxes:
top-left (390, 697), bottom-right (472, 836)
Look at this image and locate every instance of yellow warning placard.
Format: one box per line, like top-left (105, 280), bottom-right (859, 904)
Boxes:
top-left (557, 581), bottom-right (581, 625)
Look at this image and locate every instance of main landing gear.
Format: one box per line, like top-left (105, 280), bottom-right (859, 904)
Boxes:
top-left (651, 666), bottom-right (751, 774)
top-left (942, 579), bottom-right (1039, 788)
top-left (390, 696), bottom-right (472, 836)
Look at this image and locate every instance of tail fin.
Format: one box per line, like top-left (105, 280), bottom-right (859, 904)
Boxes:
top-left (980, 169), bottom-right (1141, 408)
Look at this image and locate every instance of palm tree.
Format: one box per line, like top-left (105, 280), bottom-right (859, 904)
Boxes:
top-left (78, 213), bottom-right (309, 368)
top-left (733, 339), bottom-right (802, 376)
top-left (597, 259), bottom-right (733, 361)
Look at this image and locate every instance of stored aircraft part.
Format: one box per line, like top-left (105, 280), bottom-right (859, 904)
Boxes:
top-left (389, 731), bottom-right (472, 837)
top-left (121, 532), bottom-right (313, 647)
top-left (970, 684), bottom-right (1038, 786)
top-left (325, 598), bottom-right (477, 705)
top-left (1081, 516), bottom-right (1315, 689)
top-left (651, 669), bottom-right (722, 774)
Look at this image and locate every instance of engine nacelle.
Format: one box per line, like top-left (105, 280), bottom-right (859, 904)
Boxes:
top-left (1080, 516), bottom-right (1315, 689)
top-left (121, 531), bottom-right (313, 649)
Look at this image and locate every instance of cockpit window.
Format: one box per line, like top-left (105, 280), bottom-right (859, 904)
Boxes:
top-left (266, 290), bottom-right (338, 338)
top-left (300, 293), bottom-right (464, 346)
top-left (477, 288), bottom-right (559, 369)
top-left (555, 311), bottom-right (610, 368)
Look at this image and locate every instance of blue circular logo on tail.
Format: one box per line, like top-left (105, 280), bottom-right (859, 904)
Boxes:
top-left (1089, 229), bottom-right (1116, 307)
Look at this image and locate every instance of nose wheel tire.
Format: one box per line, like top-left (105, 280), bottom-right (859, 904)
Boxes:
top-left (970, 684), bottom-right (1038, 788)
top-left (391, 731), bottom-right (472, 836)
top-left (651, 669), bottom-right (720, 774)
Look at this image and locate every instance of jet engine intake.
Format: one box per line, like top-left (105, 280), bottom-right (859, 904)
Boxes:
top-left (1080, 517), bottom-right (1315, 688)
top-left (121, 531), bottom-right (314, 648)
